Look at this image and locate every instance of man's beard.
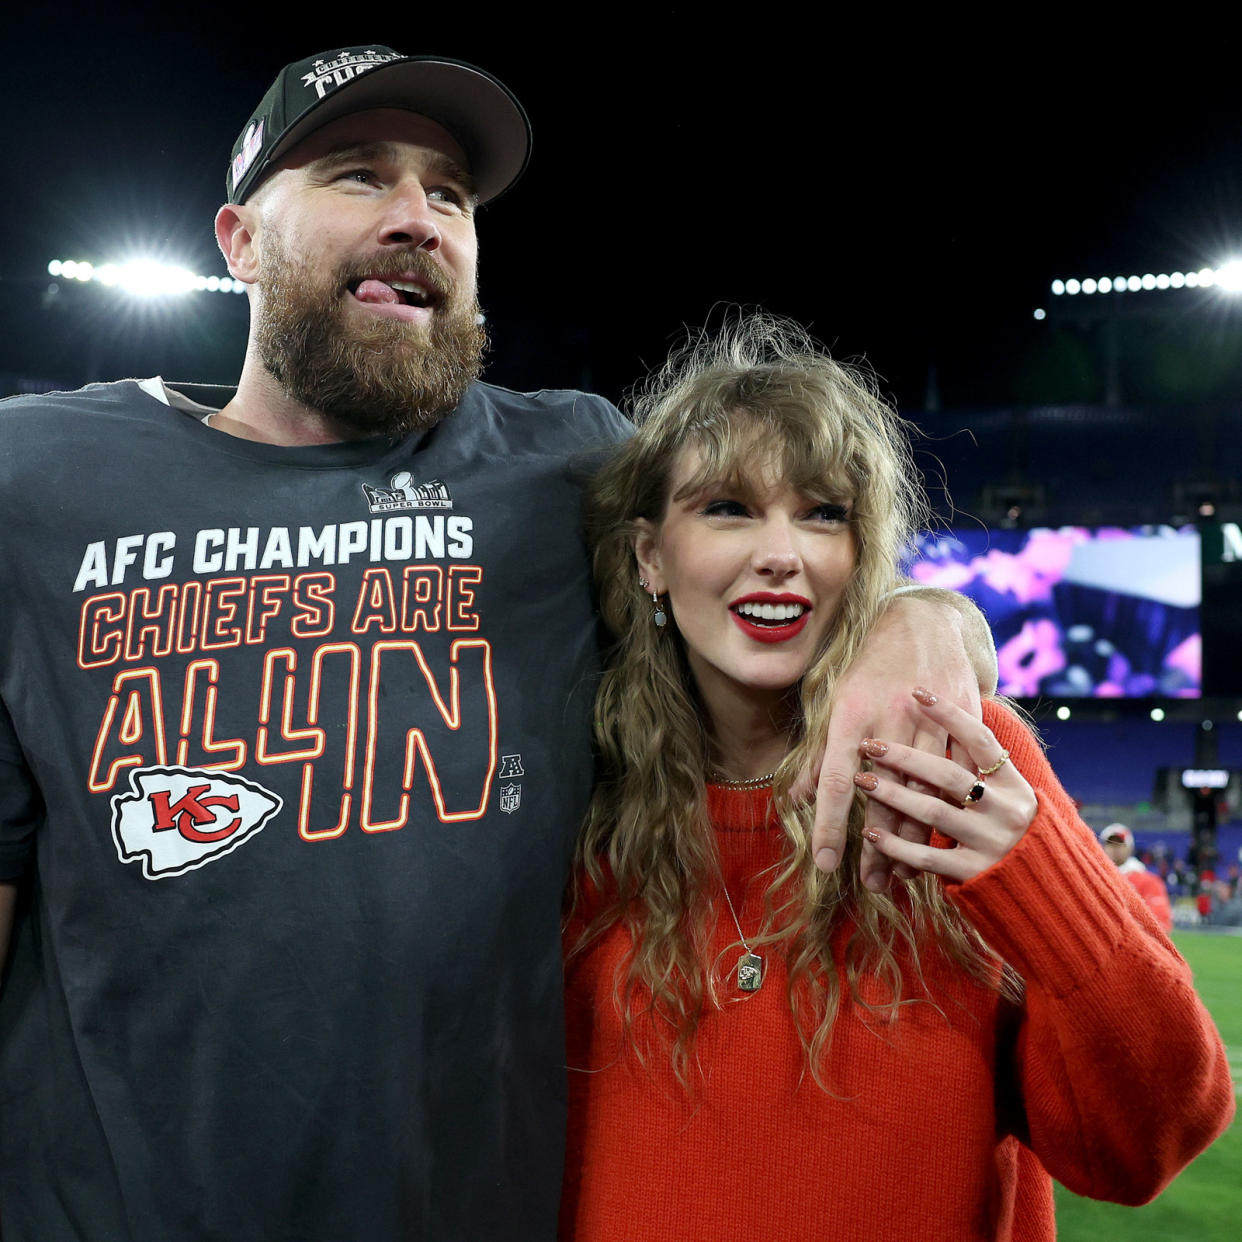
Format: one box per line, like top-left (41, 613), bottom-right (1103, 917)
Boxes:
top-left (255, 236), bottom-right (486, 437)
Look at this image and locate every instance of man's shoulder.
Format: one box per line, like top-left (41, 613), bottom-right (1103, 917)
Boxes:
top-left (0, 378), bottom-right (160, 426)
top-left (466, 381), bottom-right (630, 430)
top-left (0, 380), bottom-right (175, 466)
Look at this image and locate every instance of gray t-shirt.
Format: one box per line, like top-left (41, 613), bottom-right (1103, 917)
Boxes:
top-left (0, 377), bottom-right (631, 1241)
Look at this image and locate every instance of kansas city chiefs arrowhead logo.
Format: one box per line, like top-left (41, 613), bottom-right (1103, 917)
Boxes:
top-left (112, 766), bottom-right (283, 880)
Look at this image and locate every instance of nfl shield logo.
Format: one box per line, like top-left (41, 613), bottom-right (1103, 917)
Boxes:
top-left (500, 783), bottom-right (521, 814)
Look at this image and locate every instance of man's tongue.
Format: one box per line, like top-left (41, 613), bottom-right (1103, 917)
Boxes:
top-left (354, 279), bottom-right (399, 305)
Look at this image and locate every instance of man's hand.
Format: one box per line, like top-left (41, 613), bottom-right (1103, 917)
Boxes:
top-left (807, 591), bottom-right (992, 889)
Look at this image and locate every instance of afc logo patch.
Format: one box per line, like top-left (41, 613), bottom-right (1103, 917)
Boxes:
top-left (111, 766), bottom-right (283, 880)
top-left (497, 754), bottom-right (523, 814)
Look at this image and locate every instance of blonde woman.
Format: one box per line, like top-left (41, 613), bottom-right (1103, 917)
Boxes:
top-left (561, 314), bottom-right (1232, 1241)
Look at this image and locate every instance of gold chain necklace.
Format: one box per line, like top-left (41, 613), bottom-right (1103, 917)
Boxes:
top-left (709, 770), bottom-right (776, 790)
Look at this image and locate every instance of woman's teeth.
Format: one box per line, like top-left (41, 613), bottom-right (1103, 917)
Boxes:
top-left (734, 601), bottom-right (806, 624)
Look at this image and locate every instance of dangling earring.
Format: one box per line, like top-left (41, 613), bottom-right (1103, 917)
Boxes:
top-left (638, 577), bottom-right (667, 629)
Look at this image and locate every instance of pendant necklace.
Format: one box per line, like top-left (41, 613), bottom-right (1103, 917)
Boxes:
top-left (720, 881), bottom-right (763, 992)
top-left (710, 766), bottom-right (772, 990)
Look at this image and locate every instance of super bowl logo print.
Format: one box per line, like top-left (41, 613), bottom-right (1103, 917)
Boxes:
top-left (362, 472), bottom-right (453, 514)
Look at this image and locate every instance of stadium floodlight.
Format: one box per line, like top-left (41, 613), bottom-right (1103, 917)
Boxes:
top-left (1216, 260), bottom-right (1242, 293)
top-left (1046, 259), bottom-right (1242, 302)
top-left (47, 257), bottom-right (247, 297)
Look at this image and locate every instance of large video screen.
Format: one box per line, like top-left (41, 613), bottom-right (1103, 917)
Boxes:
top-left (1200, 523), bottom-right (1242, 697)
top-left (903, 526), bottom-right (1201, 699)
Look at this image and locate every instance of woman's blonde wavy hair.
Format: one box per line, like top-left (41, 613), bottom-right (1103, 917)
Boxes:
top-left (573, 311), bottom-right (1012, 1088)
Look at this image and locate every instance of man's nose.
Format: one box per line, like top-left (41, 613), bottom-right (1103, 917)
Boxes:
top-left (379, 182), bottom-right (441, 251)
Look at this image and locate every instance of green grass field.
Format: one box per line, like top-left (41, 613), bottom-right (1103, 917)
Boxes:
top-left (1054, 931), bottom-right (1241, 1241)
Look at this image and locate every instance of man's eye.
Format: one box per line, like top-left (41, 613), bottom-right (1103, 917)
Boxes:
top-left (428, 186), bottom-right (469, 211)
top-left (339, 169), bottom-right (379, 186)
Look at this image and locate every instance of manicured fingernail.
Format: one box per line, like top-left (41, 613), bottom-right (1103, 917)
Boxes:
top-left (854, 772), bottom-right (878, 791)
top-left (912, 687), bottom-right (938, 706)
top-left (861, 738), bottom-right (888, 758)
top-left (815, 847), bottom-right (838, 872)
top-left (864, 827), bottom-right (880, 843)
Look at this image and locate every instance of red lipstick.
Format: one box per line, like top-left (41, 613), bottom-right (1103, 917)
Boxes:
top-left (728, 593), bottom-right (812, 645)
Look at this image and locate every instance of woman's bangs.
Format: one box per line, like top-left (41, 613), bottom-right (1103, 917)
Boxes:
top-left (668, 405), bottom-right (856, 508)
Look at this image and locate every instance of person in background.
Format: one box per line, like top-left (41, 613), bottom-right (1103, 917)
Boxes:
top-left (562, 314), bottom-right (1233, 1241)
top-left (1100, 822), bottom-right (1174, 931)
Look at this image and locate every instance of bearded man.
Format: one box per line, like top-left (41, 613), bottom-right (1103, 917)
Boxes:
top-left (0, 47), bottom-right (991, 1241)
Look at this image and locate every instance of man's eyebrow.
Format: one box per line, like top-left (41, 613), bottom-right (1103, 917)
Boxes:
top-left (308, 141), bottom-right (478, 199)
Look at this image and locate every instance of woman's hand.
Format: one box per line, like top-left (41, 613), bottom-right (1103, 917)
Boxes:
top-left (851, 688), bottom-right (1038, 884)
top-left (807, 593), bottom-right (988, 891)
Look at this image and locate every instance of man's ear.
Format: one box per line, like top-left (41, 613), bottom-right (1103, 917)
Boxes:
top-left (214, 203), bottom-right (261, 285)
top-left (633, 519), bottom-right (666, 595)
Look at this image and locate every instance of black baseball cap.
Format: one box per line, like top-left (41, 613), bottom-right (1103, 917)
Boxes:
top-left (227, 46), bottom-right (531, 205)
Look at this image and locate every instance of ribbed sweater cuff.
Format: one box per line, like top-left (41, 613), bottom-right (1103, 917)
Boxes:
top-left (948, 802), bottom-right (1133, 995)
top-left (945, 703), bottom-right (1138, 997)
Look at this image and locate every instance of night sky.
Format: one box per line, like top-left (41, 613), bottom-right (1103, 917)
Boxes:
top-left (6, 11), bottom-right (1242, 415)
top-left (7, 10), bottom-right (1242, 742)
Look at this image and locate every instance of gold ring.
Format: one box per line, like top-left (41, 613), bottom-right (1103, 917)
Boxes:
top-left (977, 750), bottom-right (1010, 777)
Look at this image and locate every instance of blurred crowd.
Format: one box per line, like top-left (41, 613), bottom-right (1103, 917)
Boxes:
top-left (1099, 822), bottom-right (1242, 928)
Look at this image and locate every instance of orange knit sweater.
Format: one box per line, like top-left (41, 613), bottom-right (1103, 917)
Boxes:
top-left (561, 701), bottom-right (1234, 1241)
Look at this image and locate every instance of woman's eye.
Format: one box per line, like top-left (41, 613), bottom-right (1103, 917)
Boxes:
top-left (701, 499), bottom-right (750, 518)
top-left (807, 503), bottom-right (849, 524)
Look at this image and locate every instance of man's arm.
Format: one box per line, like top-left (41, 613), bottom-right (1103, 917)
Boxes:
top-left (809, 590), bottom-right (995, 888)
top-left (0, 693), bottom-right (39, 971)
top-left (906, 586), bottom-right (998, 696)
top-left (0, 881), bottom-right (15, 972)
